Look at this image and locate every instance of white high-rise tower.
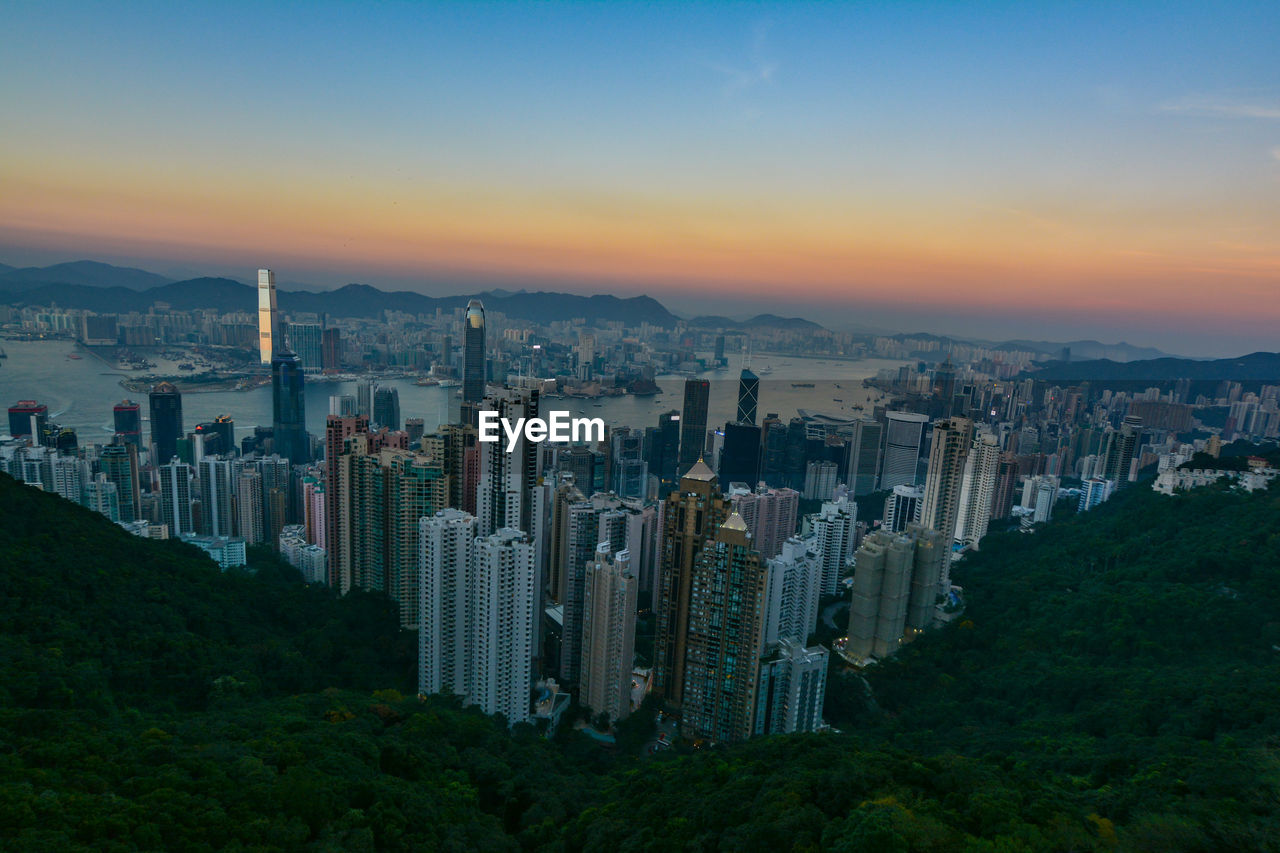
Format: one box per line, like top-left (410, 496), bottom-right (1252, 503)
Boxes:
top-left (257, 269), bottom-right (278, 364)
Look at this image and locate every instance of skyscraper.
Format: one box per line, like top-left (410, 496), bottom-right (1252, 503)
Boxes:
top-left (954, 430), bottom-right (1001, 549)
top-left (462, 299), bottom-right (487, 404)
top-left (476, 387), bottom-right (540, 536)
top-left (373, 386), bottom-right (401, 431)
top-left (846, 418), bottom-right (883, 496)
top-left (7, 400), bottom-right (48, 440)
top-left (198, 457), bottom-right (235, 538)
top-left (257, 268), bottom-right (278, 364)
top-left (883, 484), bottom-right (923, 534)
top-left (880, 411), bottom-right (929, 490)
top-left (286, 322), bottom-right (324, 371)
top-left (469, 527), bottom-right (537, 725)
top-left (321, 327), bottom-right (342, 371)
top-left (919, 417), bottom-right (973, 544)
top-left (737, 368), bottom-right (759, 425)
top-left (158, 459), bottom-right (194, 537)
top-left (418, 508), bottom-right (477, 698)
top-left (324, 413), bottom-right (368, 586)
top-left (1102, 415), bottom-right (1143, 486)
top-left (100, 441), bottom-right (141, 523)
top-left (680, 511), bottom-right (768, 743)
top-left (149, 382), bottom-right (183, 465)
top-left (580, 543), bottom-right (638, 722)
top-left (718, 421), bottom-right (762, 487)
top-left (678, 378), bottom-right (710, 471)
top-left (729, 484), bottom-right (799, 560)
top-left (112, 400), bottom-right (142, 447)
top-left (810, 493), bottom-right (856, 596)
top-left (236, 469), bottom-right (265, 545)
top-left (271, 347), bottom-right (309, 464)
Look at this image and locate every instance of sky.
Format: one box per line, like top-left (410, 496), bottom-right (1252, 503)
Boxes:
top-left (1, 1), bottom-right (1278, 357)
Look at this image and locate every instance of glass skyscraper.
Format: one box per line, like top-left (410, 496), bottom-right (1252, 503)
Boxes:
top-left (271, 348), bottom-right (308, 464)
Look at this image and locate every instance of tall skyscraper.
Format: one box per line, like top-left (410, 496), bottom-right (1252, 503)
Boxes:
top-left (198, 457), bottom-right (235, 538)
top-left (158, 459), bottom-right (194, 537)
top-left (462, 299), bottom-right (487, 404)
top-left (373, 386), bottom-right (401, 431)
top-left (737, 368), bottom-right (759, 425)
top-left (680, 511), bottom-right (768, 743)
top-left (271, 347), bottom-right (308, 464)
top-left (476, 387), bottom-right (540, 536)
top-left (846, 418), bottom-right (883, 496)
top-left (418, 508), bottom-right (478, 698)
top-left (7, 400), bottom-right (48, 440)
top-left (100, 441), bottom-right (141, 523)
top-left (880, 411), bottom-right (929, 490)
top-left (954, 430), bottom-right (1001, 549)
top-left (321, 327), bottom-right (342, 371)
top-left (1102, 415), bottom-right (1143, 486)
top-left (324, 413), bottom-right (368, 586)
top-left (149, 382), bottom-right (184, 465)
top-left (762, 537), bottom-right (822, 648)
top-left (729, 484), bottom-right (799, 560)
top-left (847, 526), bottom-right (947, 662)
top-left (112, 400), bottom-right (142, 447)
top-left (286, 322), bottom-right (323, 370)
top-left (236, 469), bottom-right (265, 545)
top-left (718, 421), bottom-right (762, 487)
top-left (919, 417), bottom-right (973, 545)
top-left (580, 543), bottom-right (638, 723)
top-left (755, 637), bottom-right (828, 736)
top-left (469, 527), bottom-right (537, 725)
top-left (810, 493), bottom-right (856, 596)
top-left (678, 378), bottom-right (710, 471)
top-left (883, 484), bottom-right (923, 534)
top-left (654, 459), bottom-right (730, 710)
top-left (257, 268), bottom-right (278, 364)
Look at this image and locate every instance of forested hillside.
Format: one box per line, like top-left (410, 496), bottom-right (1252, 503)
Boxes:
top-left (2, 472), bottom-right (1278, 850)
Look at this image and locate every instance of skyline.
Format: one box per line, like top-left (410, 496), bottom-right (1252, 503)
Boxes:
top-left (3, 2), bottom-right (1279, 356)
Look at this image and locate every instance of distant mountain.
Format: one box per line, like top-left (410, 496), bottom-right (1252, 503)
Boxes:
top-left (0, 260), bottom-right (173, 292)
top-left (687, 313), bottom-right (824, 331)
top-left (0, 274), bottom-right (682, 327)
top-left (996, 338), bottom-right (1174, 362)
top-left (1027, 351), bottom-right (1280, 383)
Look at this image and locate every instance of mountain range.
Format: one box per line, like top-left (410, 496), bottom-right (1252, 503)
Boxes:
top-left (1026, 350), bottom-right (1280, 383)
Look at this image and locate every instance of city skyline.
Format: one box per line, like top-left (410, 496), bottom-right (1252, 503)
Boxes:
top-left (2, 2), bottom-right (1278, 356)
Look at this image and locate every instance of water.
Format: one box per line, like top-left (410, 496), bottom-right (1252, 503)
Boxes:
top-left (0, 340), bottom-right (905, 442)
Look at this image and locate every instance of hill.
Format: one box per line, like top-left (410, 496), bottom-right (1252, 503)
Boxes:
top-left (2, 472), bottom-right (1278, 849)
top-left (0, 260), bottom-right (173, 292)
top-left (1025, 350), bottom-right (1280, 383)
top-left (687, 313), bottom-right (825, 331)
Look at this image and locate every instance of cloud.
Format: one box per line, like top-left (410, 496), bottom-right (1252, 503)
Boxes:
top-left (1159, 95), bottom-right (1280, 119)
top-left (1272, 146), bottom-right (1280, 162)
top-left (701, 19), bottom-right (779, 97)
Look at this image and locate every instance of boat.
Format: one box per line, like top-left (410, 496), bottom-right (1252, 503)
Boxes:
top-left (414, 377), bottom-right (440, 386)
top-left (67, 354), bottom-right (82, 360)
top-left (791, 382), bottom-right (814, 388)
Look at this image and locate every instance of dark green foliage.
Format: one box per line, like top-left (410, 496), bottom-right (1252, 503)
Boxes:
top-left (2, 472), bottom-right (1279, 850)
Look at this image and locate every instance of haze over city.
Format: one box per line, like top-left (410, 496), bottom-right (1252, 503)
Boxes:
top-left (3, 1), bottom-right (1278, 356)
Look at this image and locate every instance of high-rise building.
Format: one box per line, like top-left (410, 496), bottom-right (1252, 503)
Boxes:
top-left (754, 637), bottom-right (828, 736)
top-left (373, 386), bottom-right (401, 431)
top-left (112, 400), bottom-right (142, 447)
top-left (418, 508), bottom-right (477, 698)
top-left (324, 413), bottom-right (368, 586)
top-left (802, 460), bottom-right (839, 501)
top-left (257, 268), bottom-right (278, 364)
top-left (158, 459), bottom-right (194, 537)
top-left (236, 469), bottom-right (265, 545)
top-left (846, 524), bottom-right (945, 661)
top-left (846, 418), bottom-right (883, 496)
top-left (680, 511), bottom-right (768, 743)
top-left (580, 543), bottom-right (637, 722)
top-left (729, 484), bottom-right (799, 560)
top-left (149, 382), bottom-right (184, 465)
top-left (654, 459), bottom-right (730, 710)
top-left (718, 421), bottom-right (761, 487)
top-left (476, 387), bottom-right (540, 536)
top-left (1102, 415), bottom-right (1143, 486)
top-left (462, 299), bottom-right (487, 404)
top-left (810, 493), bottom-right (856, 595)
top-left (198, 457), bottom-right (235, 538)
top-left (678, 378), bottom-right (710, 471)
top-left (194, 416), bottom-right (235, 458)
top-left (469, 528), bottom-right (537, 724)
top-left (8, 400), bottom-right (48, 440)
top-left (271, 348), bottom-right (308, 465)
top-left (880, 411), bottom-right (929, 490)
top-left (737, 369), bottom-right (759, 425)
top-left (556, 493), bottom-right (626, 683)
top-left (762, 537), bottom-right (822, 648)
top-left (953, 430), bottom-right (1000, 549)
top-left (100, 441), bottom-right (141, 523)
top-left (882, 484), bottom-right (923, 534)
top-left (404, 417), bottom-right (425, 446)
top-left (919, 417), bottom-right (973, 544)
top-left (321, 327), bottom-right (342, 371)
top-left (286, 322), bottom-right (323, 371)
top-left (1078, 477), bottom-right (1114, 512)
top-left (83, 474), bottom-right (120, 522)
top-left (609, 428), bottom-right (648, 499)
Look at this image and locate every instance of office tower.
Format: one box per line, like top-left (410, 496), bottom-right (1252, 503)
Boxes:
top-left (270, 348), bottom-right (308, 464)
top-left (1022, 475), bottom-right (1059, 523)
top-left (236, 469), bottom-right (265, 545)
top-left (846, 418), bottom-right (883, 496)
top-left (559, 445), bottom-right (599, 494)
top-left (580, 544), bottom-right (638, 722)
top-left (810, 493), bottom-right (856, 595)
top-left (418, 508), bottom-right (478, 698)
top-left (729, 484), bottom-right (799, 560)
top-left (286, 322), bottom-right (323, 370)
top-left (881, 411), bottom-right (929, 490)
top-left (678, 378), bottom-right (710, 471)
top-left (404, 417), bottom-right (424, 446)
top-left (462, 299), bottom-right (487, 404)
top-left (324, 413), bottom-right (368, 585)
top-left (149, 382), bottom-right (184, 465)
top-left (762, 537), bottom-right (822, 648)
top-left (373, 386), bottom-right (401, 431)
top-left (654, 459), bottom-right (730, 709)
top-left (7, 400), bottom-right (48, 440)
top-left (1102, 415), bottom-right (1143, 486)
top-left (321, 327), bottom-right (342, 370)
top-left (919, 417), bottom-right (973, 546)
top-left (802, 460), bottom-right (838, 501)
top-left (257, 268), bottom-right (278, 364)
top-left (83, 474), bottom-right (120, 522)
top-left (301, 475), bottom-right (326, 548)
top-left (112, 400), bottom-right (142, 447)
top-left (476, 387), bottom-right (540, 536)
top-left (329, 394), bottom-right (357, 417)
top-left (195, 416), bottom-right (235, 458)
top-left (158, 460), bottom-right (194, 537)
top-left (954, 430), bottom-right (1001, 549)
top-left (718, 421), bottom-right (761, 487)
top-left (469, 528), bottom-right (537, 724)
top-left (557, 493), bottom-right (626, 683)
top-left (714, 334), bottom-right (726, 364)
top-left (198, 457), bottom-right (235, 538)
top-left (100, 442), bottom-right (141, 523)
top-left (933, 358), bottom-right (957, 416)
top-left (883, 484), bottom-right (923, 534)
top-left (610, 428), bottom-right (648, 499)
top-left (737, 369), bottom-right (759, 425)
top-left (755, 638), bottom-right (829, 736)
top-left (430, 422), bottom-right (478, 513)
top-left (334, 434), bottom-right (447, 622)
top-left (650, 410), bottom-right (682, 485)
top-left (1078, 477), bottom-right (1113, 512)
top-left (680, 511), bottom-right (768, 743)
top-left (258, 454), bottom-right (292, 547)
top-left (991, 451), bottom-right (1020, 520)
top-left (356, 380), bottom-right (374, 418)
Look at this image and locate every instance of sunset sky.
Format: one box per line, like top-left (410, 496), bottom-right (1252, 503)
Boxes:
top-left (2, 2), bottom-right (1278, 356)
